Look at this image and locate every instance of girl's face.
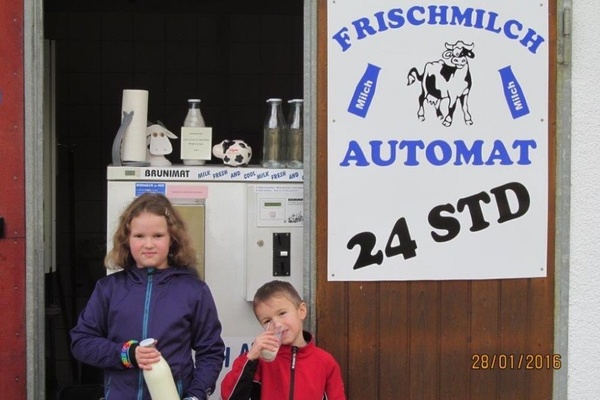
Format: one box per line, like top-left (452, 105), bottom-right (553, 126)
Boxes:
top-left (255, 295), bottom-right (307, 347)
top-left (129, 211), bottom-right (171, 269)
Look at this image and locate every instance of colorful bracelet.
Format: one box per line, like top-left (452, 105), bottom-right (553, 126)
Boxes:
top-left (120, 340), bottom-right (139, 369)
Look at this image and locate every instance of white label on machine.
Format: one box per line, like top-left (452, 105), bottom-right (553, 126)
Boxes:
top-left (254, 186), bottom-right (303, 227)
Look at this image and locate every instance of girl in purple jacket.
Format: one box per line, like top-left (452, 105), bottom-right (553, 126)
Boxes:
top-left (71, 193), bottom-right (224, 400)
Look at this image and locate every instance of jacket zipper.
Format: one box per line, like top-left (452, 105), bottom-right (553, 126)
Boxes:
top-left (137, 268), bottom-right (155, 400)
top-left (142, 268), bottom-right (155, 339)
top-left (289, 346), bottom-right (298, 400)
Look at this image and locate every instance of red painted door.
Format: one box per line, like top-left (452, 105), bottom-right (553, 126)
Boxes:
top-left (0, 0), bottom-right (27, 397)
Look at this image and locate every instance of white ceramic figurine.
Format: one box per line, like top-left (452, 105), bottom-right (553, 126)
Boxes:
top-left (146, 123), bottom-right (177, 166)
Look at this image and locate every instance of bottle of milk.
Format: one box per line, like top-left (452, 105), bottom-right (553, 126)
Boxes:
top-left (182, 98), bottom-right (207, 166)
top-left (140, 338), bottom-right (180, 400)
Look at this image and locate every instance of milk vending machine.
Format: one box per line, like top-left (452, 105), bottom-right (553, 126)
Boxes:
top-left (106, 165), bottom-right (304, 396)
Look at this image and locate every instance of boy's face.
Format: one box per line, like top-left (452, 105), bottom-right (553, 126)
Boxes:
top-left (255, 294), bottom-right (307, 347)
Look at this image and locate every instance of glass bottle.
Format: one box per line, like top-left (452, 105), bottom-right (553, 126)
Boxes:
top-left (286, 99), bottom-right (304, 168)
top-left (262, 98), bottom-right (287, 168)
top-left (182, 99), bottom-right (206, 166)
top-left (139, 338), bottom-right (179, 400)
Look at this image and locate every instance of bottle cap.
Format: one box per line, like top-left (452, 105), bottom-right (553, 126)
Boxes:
top-left (140, 338), bottom-right (157, 348)
top-left (266, 98), bottom-right (282, 103)
top-left (188, 99), bottom-right (201, 102)
top-left (288, 99), bottom-right (304, 103)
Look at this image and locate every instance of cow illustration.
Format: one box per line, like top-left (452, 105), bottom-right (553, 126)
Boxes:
top-left (407, 41), bottom-right (475, 127)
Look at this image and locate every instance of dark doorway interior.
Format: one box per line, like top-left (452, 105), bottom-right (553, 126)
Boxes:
top-left (43, 0), bottom-right (303, 397)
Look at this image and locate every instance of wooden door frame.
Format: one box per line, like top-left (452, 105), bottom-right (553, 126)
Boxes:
top-left (312, 1), bottom-right (563, 399)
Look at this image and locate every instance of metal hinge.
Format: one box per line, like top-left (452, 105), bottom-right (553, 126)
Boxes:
top-left (558, 5), bottom-right (572, 65)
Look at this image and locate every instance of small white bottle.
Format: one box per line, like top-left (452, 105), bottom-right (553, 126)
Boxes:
top-left (139, 338), bottom-right (180, 400)
top-left (182, 99), bottom-right (207, 166)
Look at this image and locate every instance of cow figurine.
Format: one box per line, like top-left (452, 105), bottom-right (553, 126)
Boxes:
top-left (407, 41), bottom-right (475, 127)
top-left (212, 139), bottom-right (252, 167)
top-left (146, 122), bottom-right (177, 166)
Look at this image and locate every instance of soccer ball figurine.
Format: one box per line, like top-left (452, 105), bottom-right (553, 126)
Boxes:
top-left (212, 139), bottom-right (252, 167)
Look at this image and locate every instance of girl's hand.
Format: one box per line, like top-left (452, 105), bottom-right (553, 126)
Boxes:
top-left (135, 344), bottom-right (162, 370)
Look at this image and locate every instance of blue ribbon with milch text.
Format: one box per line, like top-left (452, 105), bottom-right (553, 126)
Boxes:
top-left (499, 66), bottom-right (530, 119)
top-left (348, 63), bottom-right (381, 118)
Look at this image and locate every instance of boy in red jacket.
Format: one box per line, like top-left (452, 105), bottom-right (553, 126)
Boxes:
top-left (220, 280), bottom-right (346, 400)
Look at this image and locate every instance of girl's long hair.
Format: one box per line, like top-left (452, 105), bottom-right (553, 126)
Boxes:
top-left (105, 193), bottom-right (198, 271)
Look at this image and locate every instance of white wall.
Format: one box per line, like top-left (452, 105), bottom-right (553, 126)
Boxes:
top-left (569, 0), bottom-right (600, 398)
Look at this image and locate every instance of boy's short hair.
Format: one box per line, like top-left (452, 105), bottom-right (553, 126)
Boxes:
top-left (253, 280), bottom-right (303, 311)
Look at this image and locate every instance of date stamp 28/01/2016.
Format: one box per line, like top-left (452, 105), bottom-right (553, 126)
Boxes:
top-left (471, 354), bottom-right (562, 370)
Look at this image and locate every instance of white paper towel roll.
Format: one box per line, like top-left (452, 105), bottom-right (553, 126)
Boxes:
top-left (121, 89), bottom-right (149, 164)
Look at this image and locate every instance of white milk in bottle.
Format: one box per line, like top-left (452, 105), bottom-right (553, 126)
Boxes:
top-left (140, 338), bottom-right (180, 400)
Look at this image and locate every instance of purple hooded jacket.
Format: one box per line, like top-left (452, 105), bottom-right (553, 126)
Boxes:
top-left (70, 266), bottom-right (225, 400)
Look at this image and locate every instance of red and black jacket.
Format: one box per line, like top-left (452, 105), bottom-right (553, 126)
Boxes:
top-left (220, 331), bottom-right (346, 400)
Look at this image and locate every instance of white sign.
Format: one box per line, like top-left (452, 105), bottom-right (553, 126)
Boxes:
top-left (106, 166), bottom-right (304, 182)
top-left (181, 127), bottom-right (213, 161)
top-left (327, 1), bottom-right (549, 281)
